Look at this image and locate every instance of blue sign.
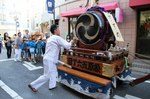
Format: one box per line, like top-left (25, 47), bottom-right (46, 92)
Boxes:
top-left (46, 0), bottom-right (55, 13)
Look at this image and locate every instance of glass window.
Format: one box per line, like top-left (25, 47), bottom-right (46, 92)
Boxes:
top-left (136, 10), bottom-right (150, 57)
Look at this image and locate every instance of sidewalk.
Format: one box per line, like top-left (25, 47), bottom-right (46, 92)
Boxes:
top-left (131, 59), bottom-right (150, 75)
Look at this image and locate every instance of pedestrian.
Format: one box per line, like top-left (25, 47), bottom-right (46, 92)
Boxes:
top-left (28, 37), bottom-right (36, 63)
top-left (41, 39), bottom-right (46, 55)
top-left (23, 30), bottom-right (31, 60)
top-left (14, 32), bottom-right (22, 61)
top-left (28, 24), bottom-right (77, 92)
top-left (0, 34), bottom-right (3, 53)
top-left (21, 37), bottom-right (29, 61)
top-left (3, 32), bottom-right (13, 58)
top-left (35, 36), bottom-right (43, 61)
top-left (12, 34), bottom-right (17, 54)
top-left (23, 29), bottom-right (30, 40)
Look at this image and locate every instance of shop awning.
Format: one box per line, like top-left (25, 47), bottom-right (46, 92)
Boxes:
top-left (61, 7), bottom-right (86, 17)
top-left (129, 0), bottom-right (150, 8)
top-left (61, 2), bottom-right (119, 17)
top-left (99, 2), bottom-right (118, 11)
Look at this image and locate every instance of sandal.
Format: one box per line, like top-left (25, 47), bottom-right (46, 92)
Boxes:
top-left (28, 84), bottom-right (38, 92)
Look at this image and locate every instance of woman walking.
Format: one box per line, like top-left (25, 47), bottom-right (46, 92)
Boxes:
top-left (4, 32), bottom-right (12, 58)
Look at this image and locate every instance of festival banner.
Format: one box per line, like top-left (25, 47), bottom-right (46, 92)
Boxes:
top-left (46, 0), bottom-right (55, 13)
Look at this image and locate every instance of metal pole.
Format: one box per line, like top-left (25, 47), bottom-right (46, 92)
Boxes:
top-left (53, 11), bottom-right (55, 24)
top-left (53, 0), bottom-right (55, 24)
top-left (16, 21), bottom-right (17, 34)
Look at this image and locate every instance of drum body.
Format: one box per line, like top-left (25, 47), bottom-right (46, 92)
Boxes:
top-left (75, 10), bottom-right (113, 50)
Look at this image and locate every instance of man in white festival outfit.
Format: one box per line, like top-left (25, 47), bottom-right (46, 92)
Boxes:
top-left (28, 24), bottom-right (76, 92)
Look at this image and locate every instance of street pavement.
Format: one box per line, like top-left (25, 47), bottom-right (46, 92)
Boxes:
top-left (0, 48), bottom-right (150, 99)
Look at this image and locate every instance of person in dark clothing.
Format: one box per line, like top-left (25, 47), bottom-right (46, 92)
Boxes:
top-left (4, 32), bottom-right (12, 58)
top-left (41, 40), bottom-right (46, 54)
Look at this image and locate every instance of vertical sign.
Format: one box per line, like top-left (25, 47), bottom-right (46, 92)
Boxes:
top-left (103, 12), bottom-right (124, 42)
top-left (46, 0), bottom-right (54, 13)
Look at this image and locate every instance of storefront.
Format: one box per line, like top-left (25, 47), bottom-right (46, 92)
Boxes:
top-left (136, 9), bottom-right (150, 58)
top-left (129, 0), bottom-right (150, 58)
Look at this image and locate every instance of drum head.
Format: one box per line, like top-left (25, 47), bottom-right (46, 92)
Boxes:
top-left (75, 11), bottom-right (106, 45)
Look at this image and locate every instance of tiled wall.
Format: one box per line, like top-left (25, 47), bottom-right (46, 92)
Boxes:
top-left (119, 0), bottom-right (137, 60)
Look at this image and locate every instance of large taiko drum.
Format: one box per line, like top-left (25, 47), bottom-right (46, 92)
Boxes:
top-left (75, 10), bottom-right (109, 45)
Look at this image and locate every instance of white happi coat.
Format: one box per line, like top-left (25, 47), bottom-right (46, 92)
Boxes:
top-left (30, 35), bottom-right (71, 89)
top-left (43, 35), bottom-right (71, 63)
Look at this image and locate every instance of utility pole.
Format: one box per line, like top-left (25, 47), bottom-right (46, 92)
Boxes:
top-left (14, 16), bottom-right (19, 34)
top-left (53, 8), bottom-right (55, 24)
top-left (46, 0), bottom-right (55, 24)
top-left (53, 0), bottom-right (55, 24)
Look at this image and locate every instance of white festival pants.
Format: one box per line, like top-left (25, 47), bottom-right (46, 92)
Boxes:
top-left (14, 49), bottom-right (21, 60)
top-left (30, 59), bottom-right (58, 89)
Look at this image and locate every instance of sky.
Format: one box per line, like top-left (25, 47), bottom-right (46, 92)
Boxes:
top-left (9, 0), bottom-right (45, 19)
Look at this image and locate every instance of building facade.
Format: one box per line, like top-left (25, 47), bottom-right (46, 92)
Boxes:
top-left (56, 0), bottom-right (150, 60)
top-left (0, 0), bottom-right (16, 37)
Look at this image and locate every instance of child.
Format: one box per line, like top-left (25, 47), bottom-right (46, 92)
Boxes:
top-left (41, 40), bottom-right (46, 55)
top-left (21, 37), bottom-right (29, 61)
top-left (28, 39), bottom-right (36, 63)
top-left (35, 36), bottom-right (43, 62)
